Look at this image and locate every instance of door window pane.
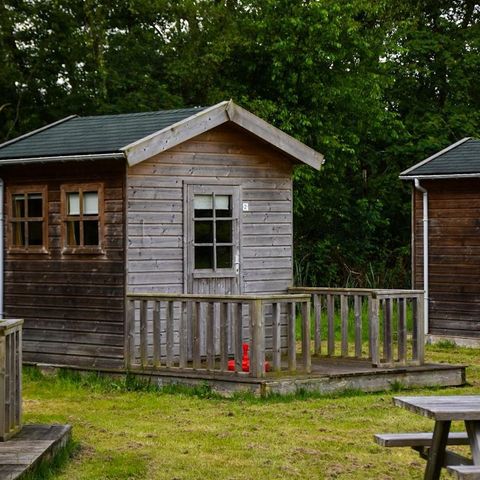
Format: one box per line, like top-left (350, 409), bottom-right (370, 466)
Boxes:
top-left (194, 195), bottom-right (213, 218)
top-left (215, 195), bottom-right (231, 217)
top-left (216, 220), bottom-right (232, 243)
top-left (195, 221), bottom-right (213, 243)
top-left (195, 246), bottom-right (214, 269)
top-left (217, 246), bottom-right (232, 268)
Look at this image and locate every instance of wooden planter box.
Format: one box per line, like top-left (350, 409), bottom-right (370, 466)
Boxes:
top-left (0, 319), bottom-right (23, 441)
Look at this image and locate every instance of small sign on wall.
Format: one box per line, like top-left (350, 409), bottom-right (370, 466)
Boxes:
top-left (242, 202), bottom-right (249, 212)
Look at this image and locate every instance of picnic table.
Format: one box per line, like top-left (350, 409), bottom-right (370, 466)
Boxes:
top-left (375, 395), bottom-right (480, 480)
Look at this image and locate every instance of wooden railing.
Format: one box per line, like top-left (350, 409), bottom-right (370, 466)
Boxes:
top-left (0, 319), bottom-right (23, 441)
top-left (125, 293), bottom-right (311, 378)
top-left (288, 288), bottom-right (425, 367)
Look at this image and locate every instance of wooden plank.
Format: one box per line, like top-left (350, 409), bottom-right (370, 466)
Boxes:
top-left (341, 295), bottom-right (348, 357)
top-left (139, 300), bottom-right (148, 367)
top-left (193, 302), bottom-right (201, 369)
top-left (206, 303), bottom-right (215, 371)
top-left (354, 295), bottom-right (362, 358)
top-left (313, 294), bottom-right (321, 356)
top-left (125, 300), bottom-right (136, 369)
top-left (301, 300), bottom-right (311, 373)
top-left (272, 302), bottom-right (281, 372)
top-left (369, 297), bottom-right (380, 366)
top-left (152, 301), bottom-right (161, 368)
top-left (178, 302), bottom-right (188, 369)
top-left (234, 303), bottom-right (243, 373)
top-left (375, 431), bottom-right (469, 447)
top-left (287, 302), bottom-right (296, 372)
top-left (327, 294), bottom-right (334, 356)
top-left (166, 301), bottom-right (174, 368)
top-left (398, 298), bottom-right (407, 364)
top-left (250, 299), bottom-right (265, 378)
top-left (383, 298), bottom-right (393, 365)
top-left (447, 466), bottom-right (480, 480)
top-left (219, 302), bottom-right (229, 372)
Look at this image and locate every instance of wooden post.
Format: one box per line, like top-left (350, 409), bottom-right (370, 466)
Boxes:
top-left (313, 294), bottom-right (321, 356)
top-left (369, 296), bottom-right (380, 366)
top-left (139, 300), bottom-right (148, 368)
top-left (179, 302), bottom-right (188, 369)
top-left (287, 301), bottom-right (297, 372)
top-left (250, 299), bottom-right (265, 378)
top-left (354, 295), bottom-right (362, 358)
top-left (166, 301), bottom-right (174, 368)
top-left (219, 302), bottom-right (229, 372)
top-left (193, 301), bottom-right (201, 369)
top-left (301, 300), bottom-right (311, 373)
top-left (234, 303), bottom-right (243, 372)
top-left (340, 295), bottom-right (348, 357)
top-left (153, 301), bottom-right (161, 368)
top-left (412, 296), bottom-right (425, 364)
top-left (272, 302), bottom-right (281, 372)
top-left (327, 294), bottom-right (335, 356)
top-left (206, 303), bottom-right (215, 371)
top-left (383, 298), bottom-right (393, 365)
top-left (398, 297), bottom-right (407, 365)
top-left (125, 299), bottom-right (136, 369)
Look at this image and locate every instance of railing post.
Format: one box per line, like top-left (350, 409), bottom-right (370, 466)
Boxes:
top-left (287, 301), bottom-right (297, 371)
top-left (369, 296), bottom-right (380, 366)
top-left (412, 294), bottom-right (425, 365)
top-left (250, 299), bottom-right (265, 378)
top-left (125, 299), bottom-right (136, 369)
top-left (301, 300), bottom-right (311, 373)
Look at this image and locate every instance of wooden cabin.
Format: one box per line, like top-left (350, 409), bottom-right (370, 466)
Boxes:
top-left (0, 101), bottom-right (323, 369)
top-left (400, 137), bottom-right (480, 345)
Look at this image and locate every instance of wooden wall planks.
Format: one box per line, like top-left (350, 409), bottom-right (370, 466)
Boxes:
top-left (413, 178), bottom-right (480, 338)
top-left (1, 160), bottom-right (126, 368)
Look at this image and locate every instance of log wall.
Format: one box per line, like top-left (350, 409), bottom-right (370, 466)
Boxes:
top-left (413, 178), bottom-right (480, 338)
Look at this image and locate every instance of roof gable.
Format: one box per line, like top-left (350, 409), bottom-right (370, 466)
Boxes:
top-left (400, 138), bottom-right (480, 179)
top-left (0, 101), bottom-right (323, 170)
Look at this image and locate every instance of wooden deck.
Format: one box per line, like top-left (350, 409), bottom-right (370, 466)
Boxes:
top-left (130, 357), bottom-right (466, 397)
top-left (0, 424), bottom-right (71, 480)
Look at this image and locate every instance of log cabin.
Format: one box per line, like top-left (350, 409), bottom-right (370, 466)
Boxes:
top-left (400, 137), bottom-right (480, 345)
top-left (0, 100), bottom-right (323, 369)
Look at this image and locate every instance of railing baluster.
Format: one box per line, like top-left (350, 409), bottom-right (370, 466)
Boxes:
top-left (206, 302), bottom-right (215, 371)
top-left (412, 295), bottom-right (425, 364)
top-left (327, 294), bottom-right (335, 356)
top-left (235, 303), bottom-right (243, 372)
top-left (179, 301), bottom-right (188, 369)
top-left (140, 299), bottom-right (148, 367)
top-left (313, 294), bottom-right (321, 356)
top-left (341, 295), bottom-right (348, 357)
top-left (220, 302), bottom-right (229, 372)
top-left (301, 300), bottom-right (311, 373)
top-left (354, 295), bottom-right (362, 358)
top-left (383, 298), bottom-right (393, 365)
top-left (126, 299), bottom-right (136, 368)
top-left (272, 302), bottom-right (281, 372)
top-left (153, 301), bottom-right (161, 368)
top-left (166, 301), bottom-right (174, 368)
top-left (369, 296), bottom-right (380, 366)
top-left (193, 301), bottom-right (201, 369)
top-left (287, 301), bottom-right (297, 372)
top-left (250, 299), bottom-right (265, 378)
top-left (398, 297), bottom-right (407, 364)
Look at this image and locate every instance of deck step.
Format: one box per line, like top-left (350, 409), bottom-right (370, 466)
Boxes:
top-left (447, 466), bottom-right (480, 479)
top-left (374, 432), bottom-right (469, 447)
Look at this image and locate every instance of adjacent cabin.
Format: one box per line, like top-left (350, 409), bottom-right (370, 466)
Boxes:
top-left (0, 100), bottom-right (323, 369)
top-left (400, 137), bottom-right (480, 345)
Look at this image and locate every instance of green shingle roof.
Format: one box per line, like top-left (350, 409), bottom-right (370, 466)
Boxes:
top-left (0, 107), bottom-right (208, 160)
top-left (400, 138), bottom-right (480, 178)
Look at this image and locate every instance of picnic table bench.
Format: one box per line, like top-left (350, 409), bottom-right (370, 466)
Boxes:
top-left (375, 396), bottom-right (480, 480)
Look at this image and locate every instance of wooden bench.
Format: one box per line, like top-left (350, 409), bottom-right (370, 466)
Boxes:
top-left (447, 466), bottom-right (480, 479)
top-left (374, 432), bottom-right (469, 448)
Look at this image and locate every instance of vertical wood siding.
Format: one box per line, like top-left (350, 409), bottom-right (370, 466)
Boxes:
top-left (413, 179), bottom-right (480, 338)
top-left (2, 160), bottom-right (125, 368)
top-left (126, 123), bottom-right (294, 295)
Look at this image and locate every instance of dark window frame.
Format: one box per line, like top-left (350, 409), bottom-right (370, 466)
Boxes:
top-left (60, 183), bottom-right (104, 254)
top-left (7, 185), bottom-right (48, 253)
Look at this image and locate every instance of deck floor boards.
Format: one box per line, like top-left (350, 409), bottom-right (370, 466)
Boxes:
top-left (0, 424), bottom-right (71, 480)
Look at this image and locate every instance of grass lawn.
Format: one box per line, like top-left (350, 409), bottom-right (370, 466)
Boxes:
top-left (23, 344), bottom-right (480, 480)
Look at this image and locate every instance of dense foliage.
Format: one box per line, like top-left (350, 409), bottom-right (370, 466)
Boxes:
top-left (1, 0), bottom-right (479, 287)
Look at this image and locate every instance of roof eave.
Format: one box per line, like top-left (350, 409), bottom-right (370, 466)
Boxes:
top-left (121, 100), bottom-right (324, 170)
top-left (0, 152), bottom-right (125, 165)
top-left (400, 172), bottom-right (480, 180)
